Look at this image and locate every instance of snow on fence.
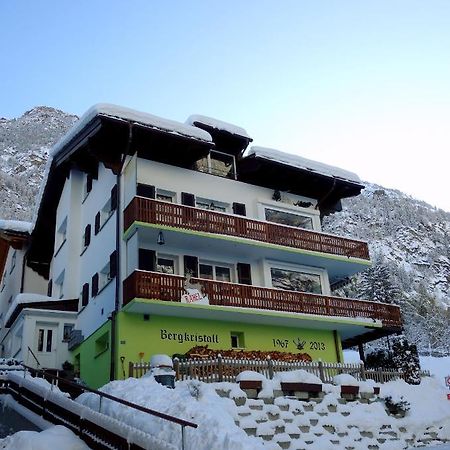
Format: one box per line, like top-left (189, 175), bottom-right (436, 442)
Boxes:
top-left (129, 357), bottom-right (430, 384)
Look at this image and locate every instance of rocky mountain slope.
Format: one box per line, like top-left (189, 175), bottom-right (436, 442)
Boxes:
top-left (0, 106), bottom-right (77, 220)
top-left (1, 106), bottom-right (449, 353)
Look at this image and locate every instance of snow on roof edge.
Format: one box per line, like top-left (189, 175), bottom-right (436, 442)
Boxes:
top-left (186, 114), bottom-right (251, 140)
top-left (0, 220), bottom-right (32, 235)
top-left (246, 146), bottom-right (362, 184)
top-left (49, 103), bottom-right (212, 158)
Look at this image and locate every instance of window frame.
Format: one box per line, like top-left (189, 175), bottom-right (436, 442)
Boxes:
top-left (264, 260), bottom-right (329, 296)
top-left (156, 189), bottom-right (176, 203)
top-left (195, 197), bottom-right (229, 213)
top-left (258, 201), bottom-right (319, 232)
top-left (156, 254), bottom-right (178, 275)
top-left (198, 260), bottom-right (234, 283)
top-left (54, 217), bottom-right (68, 255)
top-left (54, 270), bottom-right (65, 299)
top-left (196, 150), bottom-right (237, 180)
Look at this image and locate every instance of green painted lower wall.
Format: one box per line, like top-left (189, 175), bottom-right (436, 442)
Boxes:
top-left (115, 312), bottom-right (342, 380)
top-left (72, 321), bottom-right (112, 389)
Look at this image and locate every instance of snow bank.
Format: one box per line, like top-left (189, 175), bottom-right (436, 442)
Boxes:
top-left (246, 146), bottom-right (361, 183)
top-left (236, 371), bottom-right (266, 382)
top-left (0, 219), bottom-right (32, 234)
top-left (420, 355), bottom-right (450, 387)
top-left (0, 425), bottom-right (90, 450)
top-left (332, 373), bottom-right (359, 386)
top-left (186, 115), bottom-right (251, 140)
top-left (275, 369), bottom-right (322, 384)
top-left (50, 104), bottom-right (212, 158)
top-left (76, 376), bottom-right (265, 450)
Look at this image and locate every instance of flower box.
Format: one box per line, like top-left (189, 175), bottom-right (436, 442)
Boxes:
top-left (280, 382), bottom-right (322, 394)
top-left (239, 380), bottom-right (263, 391)
top-left (340, 385), bottom-right (359, 395)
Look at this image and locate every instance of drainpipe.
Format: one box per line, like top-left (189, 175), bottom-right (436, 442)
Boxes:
top-left (316, 178), bottom-right (337, 218)
top-left (110, 124), bottom-right (133, 381)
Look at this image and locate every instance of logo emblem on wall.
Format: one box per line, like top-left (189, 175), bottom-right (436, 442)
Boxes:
top-left (293, 337), bottom-right (306, 350)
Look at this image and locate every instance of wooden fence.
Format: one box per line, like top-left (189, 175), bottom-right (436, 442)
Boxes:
top-left (129, 357), bottom-right (430, 384)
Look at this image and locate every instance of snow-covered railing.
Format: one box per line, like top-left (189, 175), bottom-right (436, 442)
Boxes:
top-left (124, 197), bottom-right (370, 260)
top-left (129, 357), bottom-right (431, 384)
top-left (3, 365), bottom-right (197, 450)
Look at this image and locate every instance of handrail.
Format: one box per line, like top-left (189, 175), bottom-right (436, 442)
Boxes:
top-left (21, 364), bottom-right (197, 429)
top-left (27, 346), bottom-right (41, 368)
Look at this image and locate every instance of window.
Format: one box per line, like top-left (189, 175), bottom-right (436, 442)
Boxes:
top-left (196, 197), bottom-right (228, 213)
top-left (265, 208), bottom-right (313, 230)
top-left (156, 256), bottom-right (176, 275)
top-left (83, 173), bottom-right (94, 200)
top-left (230, 332), bottom-right (245, 349)
top-left (98, 261), bottom-right (112, 292)
top-left (156, 189), bottom-right (175, 203)
top-left (199, 262), bottom-right (232, 282)
top-left (55, 271), bottom-right (65, 299)
top-left (95, 332), bottom-right (109, 356)
top-left (81, 224), bottom-right (91, 252)
top-left (96, 186), bottom-right (117, 234)
top-left (10, 250), bottom-right (17, 273)
top-left (63, 324), bottom-right (74, 342)
top-left (37, 328), bottom-right (53, 352)
top-left (55, 218), bottom-right (67, 253)
top-left (195, 150), bottom-right (236, 179)
top-left (270, 267), bottom-right (322, 294)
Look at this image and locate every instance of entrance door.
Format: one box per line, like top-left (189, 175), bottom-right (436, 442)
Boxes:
top-left (34, 324), bottom-right (57, 369)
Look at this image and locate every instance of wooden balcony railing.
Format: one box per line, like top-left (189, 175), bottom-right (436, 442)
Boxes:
top-left (123, 197), bottom-right (370, 260)
top-left (123, 271), bottom-right (402, 329)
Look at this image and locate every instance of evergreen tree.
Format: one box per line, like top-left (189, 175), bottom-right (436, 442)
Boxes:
top-left (357, 263), bottom-right (401, 305)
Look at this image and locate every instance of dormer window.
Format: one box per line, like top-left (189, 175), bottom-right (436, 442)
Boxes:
top-left (195, 150), bottom-right (236, 179)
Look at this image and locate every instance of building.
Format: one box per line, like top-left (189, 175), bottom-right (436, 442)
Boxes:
top-left (0, 104), bottom-right (402, 388)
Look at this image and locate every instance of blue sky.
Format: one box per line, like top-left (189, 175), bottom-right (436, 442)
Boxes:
top-left (1, 1), bottom-right (449, 210)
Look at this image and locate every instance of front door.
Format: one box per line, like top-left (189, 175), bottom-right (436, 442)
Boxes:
top-left (34, 324), bottom-right (57, 369)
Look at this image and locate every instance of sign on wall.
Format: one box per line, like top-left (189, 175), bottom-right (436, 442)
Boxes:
top-left (181, 288), bottom-right (209, 305)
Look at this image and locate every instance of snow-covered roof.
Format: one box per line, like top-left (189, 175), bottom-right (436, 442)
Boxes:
top-left (50, 103), bottom-right (212, 158)
top-left (0, 219), bottom-right (32, 235)
top-left (245, 146), bottom-right (361, 184)
top-left (186, 114), bottom-right (251, 140)
top-left (4, 293), bottom-right (54, 326)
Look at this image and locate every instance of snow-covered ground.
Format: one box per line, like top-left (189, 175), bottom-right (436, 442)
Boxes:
top-left (3, 357), bottom-right (450, 449)
top-left (74, 366), bottom-right (450, 450)
top-left (344, 350), bottom-right (450, 389)
top-left (0, 425), bottom-right (89, 450)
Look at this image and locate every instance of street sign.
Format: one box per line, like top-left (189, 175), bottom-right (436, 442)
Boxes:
top-left (445, 376), bottom-right (450, 388)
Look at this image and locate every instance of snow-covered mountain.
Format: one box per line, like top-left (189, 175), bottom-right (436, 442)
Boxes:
top-left (1, 106), bottom-right (449, 353)
top-left (0, 106), bottom-right (78, 220)
top-left (323, 184), bottom-right (450, 353)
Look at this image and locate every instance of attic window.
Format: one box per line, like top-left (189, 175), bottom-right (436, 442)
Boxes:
top-left (195, 150), bottom-right (236, 179)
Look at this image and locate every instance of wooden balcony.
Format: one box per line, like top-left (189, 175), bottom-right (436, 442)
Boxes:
top-left (124, 197), bottom-right (370, 260)
top-left (123, 270), bottom-right (402, 329)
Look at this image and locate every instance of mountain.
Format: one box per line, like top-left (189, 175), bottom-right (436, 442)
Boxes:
top-left (1, 106), bottom-right (449, 353)
top-left (323, 184), bottom-right (450, 353)
top-left (0, 106), bottom-right (78, 220)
